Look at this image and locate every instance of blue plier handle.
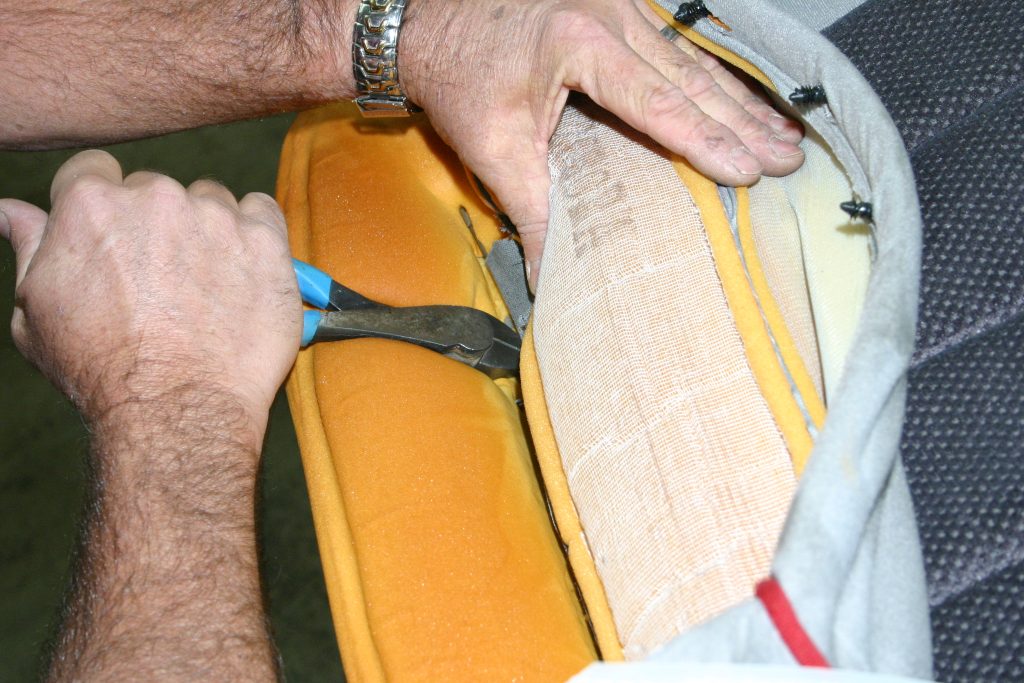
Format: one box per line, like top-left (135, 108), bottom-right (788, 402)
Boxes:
top-left (293, 258), bottom-right (377, 345)
top-left (292, 258), bottom-right (521, 377)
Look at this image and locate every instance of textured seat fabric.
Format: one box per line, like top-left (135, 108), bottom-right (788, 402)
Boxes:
top-left (825, 3), bottom-right (1024, 681)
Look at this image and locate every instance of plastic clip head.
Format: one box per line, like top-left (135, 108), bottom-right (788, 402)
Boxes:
top-left (674, 0), bottom-right (712, 26)
top-left (840, 200), bottom-right (873, 221)
top-left (788, 85), bottom-right (828, 106)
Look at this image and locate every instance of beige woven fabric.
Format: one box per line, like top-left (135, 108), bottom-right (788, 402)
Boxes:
top-left (748, 178), bottom-right (825, 401)
top-left (533, 100), bottom-right (798, 659)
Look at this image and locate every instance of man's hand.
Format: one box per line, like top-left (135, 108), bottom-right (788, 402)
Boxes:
top-left (0, 150), bottom-right (298, 681)
top-left (0, 0), bottom-right (804, 288)
top-left (400, 0), bottom-right (806, 286)
top-left (0, 150), bottom-right (300, 438)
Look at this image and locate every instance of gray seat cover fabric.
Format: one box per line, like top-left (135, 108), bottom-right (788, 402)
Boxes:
top-left (644, 0), bottom-right (932, 677)
top-left (823, 3), bottom-right (1024, 681)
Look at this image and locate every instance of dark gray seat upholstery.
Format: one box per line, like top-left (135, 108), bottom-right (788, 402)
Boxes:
top-left (824, 2), bottom-right (1024, 680)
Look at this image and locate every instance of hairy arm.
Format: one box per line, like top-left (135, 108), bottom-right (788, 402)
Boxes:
top-left (0, 0), bottom-right (357, 148)
top-left (0, 0), bottom-right (805, 284)
top-left (0, 150), bottom-right (301, 681)
top-left (48, 392), bottom-right (278, 681)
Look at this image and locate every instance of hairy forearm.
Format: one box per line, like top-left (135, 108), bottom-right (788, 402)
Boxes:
top-left (0, 0), bottom-right (357, 149)
top-left (47, 386), bottom-right (278, 682)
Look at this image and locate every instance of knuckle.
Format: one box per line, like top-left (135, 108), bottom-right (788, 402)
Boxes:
top-left (695, 49), bottom-right (722, 73)
top-left (10, 324), bottom-right (29, 356)
top-left (60, 175), bottom-right (110, 207)
top-left (732, 112), bottom-right (769, 139)
top-left (686, 115), bottom-right (732, 151)
top-left (190, 178), bottom-right (228, 194)
top-left (73, 149), bottom-right (117, 166)
top-left (142, 174), bottom-right (186, 198)
top-left (196, 196), bottom-right (241, 227)
top-left (241, 192), bottom-right (283, 220)
top-left (741, 92), bottom-right (770, 110)
top-left (640, 83), bottom-right (691, 123)
top-left (677, 66), bottom-right (718, 99)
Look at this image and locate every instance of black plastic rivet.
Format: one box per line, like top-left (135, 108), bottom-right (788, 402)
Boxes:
top-left (788, 85), bottom-right (828, 106)
top-left (674, 0), bottom-right (712, 25)
top-left (840, 200), bottom-right (873, 220)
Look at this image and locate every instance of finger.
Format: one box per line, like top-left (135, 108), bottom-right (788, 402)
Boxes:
top-left (50, 149), bottom-right (124, 204)
top-left (187, 179), bottom-right (240, 208)
top-left (238, 193), bottom-right (286, 235)
top-left (474, 148), bottom-right (550, 293)
top-left (0, 198), bottom-right (49, 287)
top-left (626, 22), bottom-right (803, 176)
top-left (688, 47), bottom-right (804, 144)
top-left (571, 38), bottom-right (762, 186)
top-left (453, 104), bottom-right (550, 291)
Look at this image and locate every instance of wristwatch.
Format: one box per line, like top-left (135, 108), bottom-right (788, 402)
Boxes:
top-left (352, 0), bottom-right (420, 117)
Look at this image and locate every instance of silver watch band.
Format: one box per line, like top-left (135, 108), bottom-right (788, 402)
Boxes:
top-left (352, 0), bottom-right (419, 117)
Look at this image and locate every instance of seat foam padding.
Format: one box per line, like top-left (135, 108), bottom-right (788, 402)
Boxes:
top-left (776, 129), bottom-right (870, 400)
top-left (747, 178), bottom-right (825, 402)
top-left (277, 103), bottom-right (596, 682)
top-left (532, 100), bottom-right (807, 659)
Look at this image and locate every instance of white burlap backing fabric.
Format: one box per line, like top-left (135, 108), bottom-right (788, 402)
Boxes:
top-left (533, 100), bottom-right (800, 659)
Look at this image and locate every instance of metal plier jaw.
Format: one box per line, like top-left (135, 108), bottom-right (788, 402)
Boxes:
top-left (293, 259), bottom-right (521, 378)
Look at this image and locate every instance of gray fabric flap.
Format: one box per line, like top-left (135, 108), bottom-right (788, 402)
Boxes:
top-left (650, 1), bottom-right (931, 677)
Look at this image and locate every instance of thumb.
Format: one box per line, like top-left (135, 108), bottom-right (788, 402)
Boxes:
top-left (477, 154), bottom-right (551, 294)
top-left (0, 198), bottom-right (49, 287)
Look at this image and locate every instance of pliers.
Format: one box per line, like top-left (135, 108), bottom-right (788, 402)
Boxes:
top-left (293, 259), bottom-right (521, 378)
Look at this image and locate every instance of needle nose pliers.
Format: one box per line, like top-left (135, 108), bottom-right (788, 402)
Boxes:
top-left (292, 259), bottom-right (521, 378)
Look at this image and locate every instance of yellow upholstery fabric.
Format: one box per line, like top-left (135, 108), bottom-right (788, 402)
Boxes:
top-left (520, 327), bottom-right (624, 662)
top-left (278, 104), bottom-right (596, 682)
top-left (674, 160), bottom-right (825, 474)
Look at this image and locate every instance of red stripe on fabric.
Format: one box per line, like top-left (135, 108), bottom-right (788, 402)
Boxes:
top-left (756, 577), bottom-right (830, 667)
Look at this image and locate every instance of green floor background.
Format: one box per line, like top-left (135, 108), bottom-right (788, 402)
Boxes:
top-left (0, 116), bottom-right (346, 681)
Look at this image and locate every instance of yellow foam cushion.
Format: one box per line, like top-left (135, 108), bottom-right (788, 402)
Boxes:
top-left (278, 104), bottom-right (596, 682)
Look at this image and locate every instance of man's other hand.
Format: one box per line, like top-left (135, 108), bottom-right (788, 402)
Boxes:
top-left (401, 0), bottom-right (805, 287)
top-left (0, 150), bottom-right (301, 441)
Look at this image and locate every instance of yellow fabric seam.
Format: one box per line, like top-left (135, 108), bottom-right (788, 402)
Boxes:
top-left (673, 159), bottom-right (815, 472)
top-left (521, 326), bottom-right (625, 661)
top-left (735, 190), bottom-right (828, 438)
top-left (278, 121), bottom-right (386, 683)
top-left (646, 1), bottom-right (776, 92)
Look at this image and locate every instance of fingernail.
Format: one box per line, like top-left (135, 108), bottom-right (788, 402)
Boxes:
top-left (768, 113), bottom-right (802, 142)
top-left (730, 147), bottom-right (762, 176)
top-left (769, 135), bottom-right (804, 159)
